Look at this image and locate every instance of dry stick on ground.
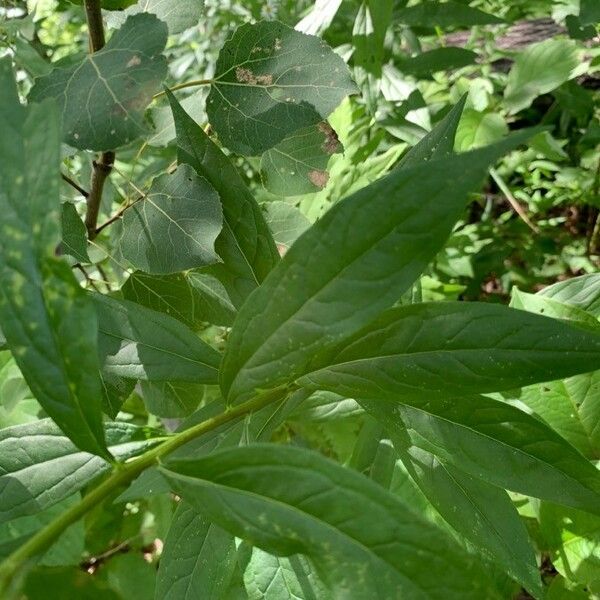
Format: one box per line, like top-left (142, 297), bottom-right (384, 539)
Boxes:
top-left (83, 0), bottom-right (114, 240)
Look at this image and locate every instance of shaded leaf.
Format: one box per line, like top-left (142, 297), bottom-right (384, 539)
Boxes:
top-left (60, 202), bottom-right (90, 263)
top-left (155, 502), bottom-right (236, 600)
top-left (119, 165), bottom-right (222, 275)
top-left (207, 21), bottom-right (357, 155)
top-left (0, 419), bottom-right (157, 523)
top-left (0, 59), bottom-right (107, 457)
top-left (93, 293), bottom-right (221, 382)
top-left (167, 90), bottom-right (279, 307)
top-left (29, 14), bottom-right (168, 151)
top-left (141, 380), bottom-right (204, 418)
top-left (263, 201), bottom-right (311, 254)
top-left (399, 48), bottom-right (478, 76)
top-left (161, 444), bottom-right (499, 599)
top-left (260, 123), bottom-right (342, 196)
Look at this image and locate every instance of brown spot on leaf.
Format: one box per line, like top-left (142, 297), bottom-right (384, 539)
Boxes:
top-left (318, 122), bottom-right (340, 154)
top-left (274, 37), bottom-right (282, 51)
top-left (308, 169), bottom-right (329, 189)
top-left (276, 243), bottom-right (288, 257)
top-left (126, 55), bottom-right (141, 68)
top-left (235, 67), bottom-right (273, 86)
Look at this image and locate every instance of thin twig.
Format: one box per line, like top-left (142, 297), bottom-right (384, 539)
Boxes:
top-left (490, 167), bottom-right (540, 233)
top-left (61, 172), bottom-right (89, 198)
top-left (74, 264), bottom-right (100, 292)
top-left (83, 0), bottom-right (115, 240)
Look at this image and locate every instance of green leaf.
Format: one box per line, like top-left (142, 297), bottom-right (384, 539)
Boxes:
top-left (263, 201), bottom-right (311, 254)
top-left (167, 90), bottom-right (279, 307)
top-left (60, 203), bottom-right (90, 263)
top-left (398, 94), bottom-right (467, 168)
top-left (580, 0), bottom-right (600, 25)
top-left (0, 496), bottom-right (84, 567)
top-left (207, 21), bottom-right (357, 155)
top-left (93, 293), bottom-right (221, 382)
top-left (0, 59), bottom-right (108, 458)
top-left (540, 503), bottom-right (600, 588)
top-left (242, 545), bottom-right (328, 600)
top-left (395, 1), bottom-right (503, 27)
top-left (504, 39), bottom-right (581, 114)
top-left (300, 301), bottom-right (600, 403)
top-left (399, 48), bottom-right (478, 76)
top-left (0, 419), bottom-right (157, 523)
top-left (353, 0), bottom-right (394, 112)
top-left (386, 434), bottom-right (540, 595)
top-left (260, 123), bottom-right (343, 196)
top-left (121, 271), bottom-right (236, 328)
top-left (358, 394), bottom-right (600, 516)
top-left (29, 14), bottom-right (168, 151)
top-left (106, 0), bottom-right (205, 34)
top-left (141, 380), bottom-right (204, 418)
top-left (538, 274), bottom-right (600, 318)
top-left (119, 165), bottom-right (222, 274)
top-left (161, 444), bottom-right (499, 599)
top-left (510, 287), bottom-right (600, 331)
top-left (455, 110), bottom-right (508, 152)
top-left (155, 502), bottom-right (236, 600)
top-left (221, 131), bottom-right (535, 403)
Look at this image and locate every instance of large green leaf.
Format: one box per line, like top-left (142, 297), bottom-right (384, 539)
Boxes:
top-left (385, 431), bottom-right (540, 595)
top-left (106, 0), bottom-right (205, 34)
top-left (121, 271), bottom-right (236, 328)
top-left (395, 1), bottom-right (503, 26)
top-left (93, 293), bottom-right (220, 382)
top-left (161, 445), bottom-right (499, 599)
top-left (221, 132), bottom-right (534, 403)
top-left (300, 302), bottom-right (600, 402)
top-left (358, 394), bottom-right (600, 516)
top-left (260, 123), bottom-right (343, 196)
top-left (155, 502), bottom-right (236, 600)
top-left (0, 419), bottom-right (157, 523)
top-left (206, 21), bottom-right (357, 155)
top-left (504, 39), bottom-right (581, 114)
top-left (119, 165), bottom-right (222, 274)
top-left (0, 59), bottom-right (107, 457)
top-left (29, 14), bottom-right (167, 151)
top-left (167, 91), bottom-right (279, 307)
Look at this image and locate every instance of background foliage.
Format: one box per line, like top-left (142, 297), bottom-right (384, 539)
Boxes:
top-left (0, 0), bottom-right (599, 598)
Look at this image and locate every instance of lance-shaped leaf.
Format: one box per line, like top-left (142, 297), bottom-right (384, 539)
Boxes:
top-left (398, 94), bottom-right (467, 168)
top-left (358, 394), bottom-right (600, 517)
top-left (373, 416), bottom-right (541, 596)
top-left (207, 21), bottom-right (357, 155)
top-left (396, 1), bottom-right (503, 26)
top-left (221, 131), bottom-right (535, 403)
top-left (0, 59), bottom-right (107, 457)
top-left (155, 502), bottom-right (237, 600)
top-left (538, 273), bottom-right (600, 318)
top-left (29, 14), bottom-right (168, 151)
top-left (167, 91), bottom-right (279, 306)
top-left (300, 302), bottom-right (600, 402)
top-left (119, 166), bottom-right (223, 275)
top-left (93, 293), bottom-right (220, 382)
top-left (260, 123), bottom-right (343, 196)
top-left (0, 419), bottom-right (158, 523)
top-left (161, 445), bottom-right (499, 599)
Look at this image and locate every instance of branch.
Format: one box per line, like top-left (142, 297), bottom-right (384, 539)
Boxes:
top-left (83, 0), bottom-right (114, 240)
top-left (61, 172), bottom-right (89, 198)
top-left (0, 387), bottom-right (288, 595)
top-left (490, 168), bottom-right (539, 234)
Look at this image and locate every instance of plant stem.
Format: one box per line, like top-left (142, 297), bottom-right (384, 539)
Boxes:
top-left (490, 167), bottom-right (539, 234)
top-left (152, 78), bottom-right (214, 100)
top-left (83, 0), bottom-right (114, 240)
top-left (0, 388), bottom-right (286, 596)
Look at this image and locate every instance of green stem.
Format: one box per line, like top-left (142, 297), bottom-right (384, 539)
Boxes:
top-left (152, 78), bottom-right (214, 100)
top-left (0, 388), bottom-right (286, 596)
